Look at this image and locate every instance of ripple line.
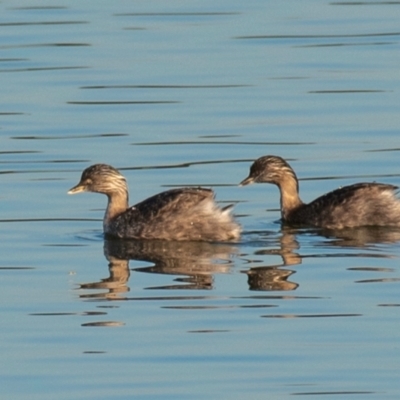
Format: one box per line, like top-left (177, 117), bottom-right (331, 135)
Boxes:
top-left (292, 390), bottom-right (375, 396)
top-left (0, 218), bottom-right (99, 223)
top-left (309, 89), bottom-right (387, 94)
top-left (0, 21), bottom-right (87, 27)
top-left (134, 140), bottom-right (314, 146)
top-left (114, 12), bottom-right (240, 17)
top-left (262, 313), bottom-right (362, 318)
top-left (67, 100), bottom-right (180, 105)
top-left (80, 84), bottom-right (250, 89)
top-left (0, 66), bottom-right (88, 73)
top-left (235, 32), bottom-right (400, 40)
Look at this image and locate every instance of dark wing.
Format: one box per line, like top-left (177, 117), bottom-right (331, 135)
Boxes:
top-left (109, 188), bottom-right (216, 238)
top-left (131, 187), bottom-right (214, 220)
top-left (291, 183), bottom-right (399, 228)
top-left (310, 183), bottom-right (398, 208)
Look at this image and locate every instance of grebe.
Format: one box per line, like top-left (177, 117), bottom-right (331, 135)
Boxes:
top-left (240, 155), bottom-right (400, 229)
top-left (68, 164), bottom-right (240, 241)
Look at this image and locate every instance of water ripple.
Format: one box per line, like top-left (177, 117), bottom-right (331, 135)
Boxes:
top-left (331, 1), bottom-right (400, 5)
top-left (12, 133), bottom-right (127, 140)
top-left (291, 390), bottom-right (375, 396)
top-left (0, 20), bottom-right (88, 26)
top-left (80, 84), bottom-right (250, 90)
top-left (67, 100), bottom-right (180, 105)
top-left (235, 32), bottom-right (400, 40)
top-left (114, 12), bottom-right (241, 17)
top-left (0, 66), bottom-right (88, 73)
top-left (262, 313), bottom-right (362, 318)
top-left (309, 89), bottom-right (388, 94)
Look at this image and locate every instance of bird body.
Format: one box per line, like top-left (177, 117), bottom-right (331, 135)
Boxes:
top-left (106, 187), bottom-right (237, 241)
top-left (240, 155), bottom-right (400, 229)
top-left (68, 164), bottom-right (240, 242)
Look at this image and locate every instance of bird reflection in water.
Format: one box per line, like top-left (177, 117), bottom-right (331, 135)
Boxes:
top-left (79, 254), bottom-right (130, 300)
top-left (243, 224), bottom-right (400, 292)
top-left (79, 239), bottom-right (238, 299)
top-left (243, 229), bottom-right (301, 291)
top-left (77, 224), bottom-right (399, 299)
top-left (318, 226), bottom-right (400, 248)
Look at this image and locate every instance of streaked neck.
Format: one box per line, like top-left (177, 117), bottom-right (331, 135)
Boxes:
top-left (277, 175), bottom-right (303, 220)
top-left (103, 188), bottom-right (129, 229)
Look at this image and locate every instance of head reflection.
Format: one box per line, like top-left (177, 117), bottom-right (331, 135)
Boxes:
top-left (243, 229), bottom-right (300, 291)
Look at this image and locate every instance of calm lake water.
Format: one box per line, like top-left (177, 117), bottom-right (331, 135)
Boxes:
top-left (1, 1), bottom-right (400, 399)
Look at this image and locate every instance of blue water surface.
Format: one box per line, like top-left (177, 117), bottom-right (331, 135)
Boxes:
top-left (1, 1), bottom-right (400, 399)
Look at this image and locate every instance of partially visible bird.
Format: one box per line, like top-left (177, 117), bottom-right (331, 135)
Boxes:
top-left (240, 155), bottom-right (400, 229)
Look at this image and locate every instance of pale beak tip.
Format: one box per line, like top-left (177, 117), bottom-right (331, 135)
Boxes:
top-left (67, 185), bottom-right (84, 195)
top-left (239, 177), bottom-right (254, 187)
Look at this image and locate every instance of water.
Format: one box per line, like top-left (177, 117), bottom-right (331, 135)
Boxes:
top-left (1, 1), bottom-right (400, 399)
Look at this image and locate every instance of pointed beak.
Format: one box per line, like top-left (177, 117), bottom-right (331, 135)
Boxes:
top-left (239, 176), bottom-right (255, 186)
top-left (67, 183), bottom-right (86, 195)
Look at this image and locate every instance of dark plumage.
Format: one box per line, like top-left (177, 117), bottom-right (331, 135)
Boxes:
top-left (68, 164), bottom-right (240, 241)
top-left (240, 155), bottom-right (400, 229)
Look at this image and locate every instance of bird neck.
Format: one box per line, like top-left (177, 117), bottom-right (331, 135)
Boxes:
top-left (277, 175), bottom-right (303, 220)
top-left (104, 189), bottom-right (129, 226)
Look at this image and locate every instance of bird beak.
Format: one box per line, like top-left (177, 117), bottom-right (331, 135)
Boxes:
top-left (67, 183), bottom-right (86, 195)
top-left (239, 176), bottom-right (254, 186)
